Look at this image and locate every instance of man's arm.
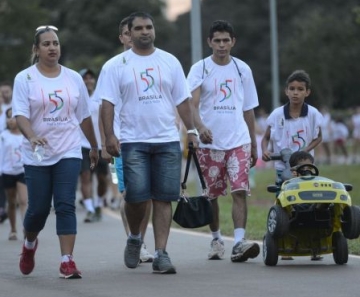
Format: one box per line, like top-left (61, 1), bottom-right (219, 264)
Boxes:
top-left (190, 87), bottom-right (212, 144)
top-left (101, 100), bottom-right (120, 157)
top-left (176, 98), bottom-right (199, 148)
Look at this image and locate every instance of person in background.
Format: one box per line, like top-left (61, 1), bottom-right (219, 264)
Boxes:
top-left (0, 81), bottom-right (13, 223)
top-left (187, 20), bottom-right (260, 263)
top-left (351, 106), bottom-right (360, 163)
top-left (318, 106), bottom-right (333, 164)
top-left (100, 12), bottom-right (198, 274)
top-left (78, 68), bottom-right (109, 223)
top-left (0, 107), bottom-right (28, 240)
top-left (332, 116), bottom-right (349, 164)
top-left (97, 16), bottom-right (154, 263)
top-left (12, 25), bottom-right (99, 279)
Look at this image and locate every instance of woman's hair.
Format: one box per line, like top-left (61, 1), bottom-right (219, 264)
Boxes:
top-left (31, 26), bottom-right (58, 65)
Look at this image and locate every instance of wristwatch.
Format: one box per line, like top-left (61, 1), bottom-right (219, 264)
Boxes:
top-left (187, 129), bottom-right (199, 136)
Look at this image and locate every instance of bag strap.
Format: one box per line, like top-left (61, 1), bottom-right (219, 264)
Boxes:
top-left (181, 142), bottom-right (207, 191)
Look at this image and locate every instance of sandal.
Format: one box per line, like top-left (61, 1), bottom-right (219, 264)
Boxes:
top-left (8, 232), bottom-right (17, 241)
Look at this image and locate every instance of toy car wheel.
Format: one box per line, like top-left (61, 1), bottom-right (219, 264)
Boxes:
top-left (267, 205), bottom-right (289, 238)
top-left (341, 205), bottom-right (360, 239)
top-left (263, 232), bottom-right (278, 266)
top-left (332, 231), bottom-right (348, 265)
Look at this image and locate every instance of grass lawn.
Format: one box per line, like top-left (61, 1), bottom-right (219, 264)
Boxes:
top-left (172, 163), bottom-right (360, 255)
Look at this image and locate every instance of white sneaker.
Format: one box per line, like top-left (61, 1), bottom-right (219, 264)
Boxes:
top-left (208, 238), bottom-right (225, 260)
top-left (140, 243), bottom-right (154, 263)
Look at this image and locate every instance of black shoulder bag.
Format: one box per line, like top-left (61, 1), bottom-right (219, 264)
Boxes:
top-left (173, 143), bottom-right (213, 228)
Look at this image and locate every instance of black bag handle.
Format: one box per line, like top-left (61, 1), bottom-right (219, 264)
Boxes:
top-left (181, 142), bottom-right (207, 191)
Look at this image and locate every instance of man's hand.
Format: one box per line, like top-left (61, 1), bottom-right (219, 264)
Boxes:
top-left (105, 134), bottom-right (121, 157)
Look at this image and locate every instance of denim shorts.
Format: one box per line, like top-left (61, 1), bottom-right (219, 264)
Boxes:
top-left (23, 158), bottom-right (81, 235)
top-left (121, 142), bottom-right (182, 203)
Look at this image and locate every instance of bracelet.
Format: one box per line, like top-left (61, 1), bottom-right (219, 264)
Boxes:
top-left (90, 147), bottom-right (99, 151)
top-left (187, 129), bottom-right (199, 136)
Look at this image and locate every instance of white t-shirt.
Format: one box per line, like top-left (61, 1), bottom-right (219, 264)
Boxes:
top-left (187, 56), bottom-right (259, 150)
top-left (100, 48), bottom-right (191, 143)
top-left (0, 130), bottom-right (24, 175)
top-left (12, 65), bottom-right (91, 166)
top-left (80, 92), bottom-right (101, 149)
top-left (96, 54), bottom-right (123, 140)
top-left (266, 103), bottom-right (323, 170)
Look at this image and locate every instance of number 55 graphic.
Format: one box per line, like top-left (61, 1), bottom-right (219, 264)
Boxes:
top-left (292, 129), bottom-right (306, 150)
top-left (219, 79), bottom-right (232, 102)
top-left (49, 90), bottom-right (64, 113)
top-left (141, 68), bottom-right (154, 92)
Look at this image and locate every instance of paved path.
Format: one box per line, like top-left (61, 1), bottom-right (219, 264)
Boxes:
top-left (1, 207), bottom-right (359, 297)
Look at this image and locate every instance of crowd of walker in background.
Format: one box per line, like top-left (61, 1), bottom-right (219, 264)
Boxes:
top-left (253, 105), bottom-right (360, 172)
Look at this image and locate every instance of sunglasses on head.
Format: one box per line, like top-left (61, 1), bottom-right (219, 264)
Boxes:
top-left (35, 25), bottom-right (58, 32)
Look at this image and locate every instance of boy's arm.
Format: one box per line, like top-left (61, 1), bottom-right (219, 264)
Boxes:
top-left (261, 126), bottom-right (272, 161)
top-left (303, 128), bottom-right (322, 152)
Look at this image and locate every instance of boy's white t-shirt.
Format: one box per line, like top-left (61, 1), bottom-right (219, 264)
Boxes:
top-left (266, 103), bottom-right (323, 170)
top-left (100, 48), bottom-right (191, 143)
top-left (12, 65), bottom-right (91, 166)
top-left (0, 130), bottom-right (24, 175)
top-left (187, 56), bottom-right (259, 150)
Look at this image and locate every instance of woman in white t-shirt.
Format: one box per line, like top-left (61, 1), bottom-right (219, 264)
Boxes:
top-left (12, 26), bottom-right (99, 279)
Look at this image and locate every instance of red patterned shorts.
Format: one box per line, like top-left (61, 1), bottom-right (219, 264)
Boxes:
top-left (196, 144), bottom-right (251, 199)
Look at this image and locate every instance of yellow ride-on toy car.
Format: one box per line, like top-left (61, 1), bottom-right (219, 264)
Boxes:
top-left (263, 149), bottom-right (360, 266)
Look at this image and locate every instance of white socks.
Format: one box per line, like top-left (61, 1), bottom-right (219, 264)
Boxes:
top-left (211, 230), bottom-right (222, 241)
top-left (83, 198), bottom-right (95, 213)
top-left (234, 228), bottom-right (245, 245)
top-left (61, 254), bottom-right (72, 263)
top-left (24, 239), bottom-right (36, 249)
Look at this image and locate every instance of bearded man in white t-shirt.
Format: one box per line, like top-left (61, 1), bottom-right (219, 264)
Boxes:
top-left (187, 20), bottom-right (260, 263)
top-left (100, 12), bottom-right (198, 274)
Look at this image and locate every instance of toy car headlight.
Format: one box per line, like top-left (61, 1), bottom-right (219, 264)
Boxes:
top-left (286, 195), bottom-right (296, 202)
top-left (340, 194), bottom-right (348, 201)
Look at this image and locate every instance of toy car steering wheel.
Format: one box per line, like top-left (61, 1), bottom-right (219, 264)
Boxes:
top-left (296, 164), bottom-right (319, 176)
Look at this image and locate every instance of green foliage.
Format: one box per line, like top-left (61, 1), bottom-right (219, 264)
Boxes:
top-left (1, 0), bottom-right (360, 110)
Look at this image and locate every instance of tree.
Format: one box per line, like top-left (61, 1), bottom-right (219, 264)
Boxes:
top-left (0, 0), bottom-right (50, 81)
